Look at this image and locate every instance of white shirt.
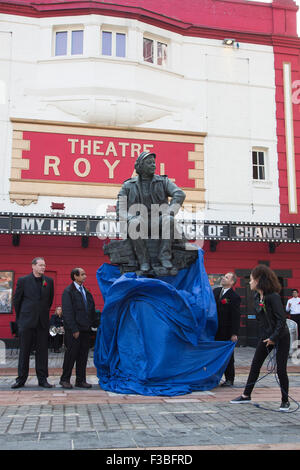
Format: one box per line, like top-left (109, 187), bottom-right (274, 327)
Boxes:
top-left (286, 297), bottom-right (300, 315)
top-left (221, 287), bottom-right (230, 296)
top-left (74, 281), bottom-right (87, 302)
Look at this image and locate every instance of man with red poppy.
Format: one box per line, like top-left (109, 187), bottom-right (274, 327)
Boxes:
top-left (11, 257), bottom-right (54, 389)
top-left (213, 272), bottom-right (241, 387)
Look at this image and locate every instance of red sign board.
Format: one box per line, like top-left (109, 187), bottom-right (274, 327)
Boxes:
top-left (21, 131), bottom-right (197, 188)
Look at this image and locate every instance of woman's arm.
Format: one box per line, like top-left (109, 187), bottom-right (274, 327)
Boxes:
top-left (267, 293), bottom-right (287, 343)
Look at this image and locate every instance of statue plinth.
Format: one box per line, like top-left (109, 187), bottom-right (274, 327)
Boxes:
top-left (103, 237), bottom-right (199, 276)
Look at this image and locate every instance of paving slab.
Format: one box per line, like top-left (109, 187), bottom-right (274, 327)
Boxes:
top-left (0, 347), bottom-right (299, 450)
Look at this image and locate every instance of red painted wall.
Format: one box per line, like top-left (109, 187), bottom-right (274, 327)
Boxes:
top-left (274, 42), bottom-right (300, 223)
top-left (1, 234), bottom-right (300, 339)
top-left (0, 0), bottom-right (297, 39)
top-left (0, 234), bottom-right (109, 339)
top-left (203, 239), bottom-right (300, 280)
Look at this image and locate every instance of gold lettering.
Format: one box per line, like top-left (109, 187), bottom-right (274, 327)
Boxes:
top-left (143, 144), bottom-right (154, 153)
top-left (68, 138), bottom-right (79, 153)
top-left (93, 140), bottom-right (104, 155)
top-left (118, 142), bottom-right (130, 157)
top-left (80, 139), bottom-right (91, 155)
top-left (131, 143), bottom-right (141, 158)
top-left (74, 158), bottom-right (91, 177)
top-left (44, 156), bottom-right (60, 176)
top-left (103, 159), bottom-right (120, 179)
top-left (105, 141), bottom-right (118, 157)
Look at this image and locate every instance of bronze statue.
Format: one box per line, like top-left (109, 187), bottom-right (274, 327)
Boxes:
top-left (104, 151), bottom-right (198, 276)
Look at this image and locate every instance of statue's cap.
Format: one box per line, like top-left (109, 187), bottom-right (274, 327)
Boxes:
top-left (134, 151), bottom-right (156, 171)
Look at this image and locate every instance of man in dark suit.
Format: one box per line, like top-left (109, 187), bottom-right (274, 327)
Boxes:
top-left (12, 257), bottom-right (54, 388)
top-left (214, 272), bottom-right (241, 387)
top-left (60, 267), bottom-right (99, 389)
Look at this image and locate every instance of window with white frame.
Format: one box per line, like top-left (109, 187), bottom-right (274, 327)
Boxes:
top-left (54, 28), bottom-right (84, 56)
top-left (252, 149), bottom-right (266, 180)
top-left (143, 37), bottom-right (167, 66)
top-left (101, 30), bottom-right (126, 58)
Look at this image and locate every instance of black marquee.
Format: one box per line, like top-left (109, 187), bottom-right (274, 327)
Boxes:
top-left (0, 212), bottom-right (299, 243)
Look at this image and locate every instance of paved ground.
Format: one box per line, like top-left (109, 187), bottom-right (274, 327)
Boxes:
top-left (0, 346), bottom-right (299, 451)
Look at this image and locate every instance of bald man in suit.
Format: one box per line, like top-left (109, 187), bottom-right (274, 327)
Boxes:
top-left (12, 257), bottom-right (54, 389)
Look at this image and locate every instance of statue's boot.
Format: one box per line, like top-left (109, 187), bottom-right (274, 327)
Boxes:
top-left (160, 259), bottom-right (173, 269)
top-left (140, 262), bottom-right (151, 272)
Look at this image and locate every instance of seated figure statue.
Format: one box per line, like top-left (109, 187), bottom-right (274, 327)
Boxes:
top-left (117, 151), bottom-right (186, 272)
top-left (104, 151), bottom-right (198, 275)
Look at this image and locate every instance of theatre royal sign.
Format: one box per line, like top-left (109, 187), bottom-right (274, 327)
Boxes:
top-left (9, 119), bottom-right (205, 207)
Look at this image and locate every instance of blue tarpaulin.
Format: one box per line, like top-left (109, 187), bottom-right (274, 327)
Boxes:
top-left (94, 249), bottom-right (235, 396)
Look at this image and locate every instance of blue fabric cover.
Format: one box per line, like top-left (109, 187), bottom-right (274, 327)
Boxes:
top-left (94, 249), bottom-right (235, 396)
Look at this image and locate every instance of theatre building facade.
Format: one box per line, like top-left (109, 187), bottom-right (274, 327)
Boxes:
top-left (1, 0), bottom-right (300, 345)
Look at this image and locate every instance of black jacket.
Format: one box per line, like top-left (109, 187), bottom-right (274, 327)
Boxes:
top-left (50, 314), bottom-right (64, 328)
top-left (62, 283), bottom-right (99, 333)
top-left (213, 287), bottom-right (241, 340)
top-left (254, 292), bottom-right (289, 343)
top-left (14, 273), bottom-right (54, 329)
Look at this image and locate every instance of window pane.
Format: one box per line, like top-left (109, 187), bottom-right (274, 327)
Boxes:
top-left (258, 151), bottom-right (264, 165)
top-left (253, 166), bottom-right (258, 179)
top-left (157, 42), bottom-right (167, 66)
top-left (252, 151), bottom-right (257, 165)
top-left (71, 30), bottom-right (83, 55)
top-left (143, 38), bottom-right (153, 63)
top-left (116, 33), bottom-right (126, 57)
top-left (259, 166), bottom-right (265, 180)
top-left (55, 31), bottom-right (67, 56)
top-left (102, 31), bottom-right (112, 55)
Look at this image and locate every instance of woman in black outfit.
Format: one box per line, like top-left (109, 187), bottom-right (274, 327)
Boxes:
top-left (49, 306), bottom-right (65, 353)
top-left (231, 264), bottom-right (290, 411)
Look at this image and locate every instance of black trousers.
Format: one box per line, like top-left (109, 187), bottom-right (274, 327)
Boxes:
top-left (224, 351), bottom-right (235, 382)
top-left (244, 331), bottom-right (290, 402)
top-left (290, 314), bottom-right (300, 340)
top-left (17, 325), bottom-right (49, 384)
top-left (52, 334), bottom-right (64, 351)
top-left (60, 330), bottom-right (90, 383)
top-left (215, 333), bottom-right (235, 382)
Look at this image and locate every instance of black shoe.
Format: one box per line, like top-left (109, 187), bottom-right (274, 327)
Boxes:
top-left (59, 380), bottom-right (73, 389)
top-left (11, 382), bottom-right (25, 389)
top-left (75, 382), bottom-right (92, 389)
top-left (230, 395), bottom-right (251, 404)
top-left (220, 380), bottom-right (234, 387)
top-left (280, 401), bottom-right (290, 412)
top-left (38, 380), bottom-right (53, 388)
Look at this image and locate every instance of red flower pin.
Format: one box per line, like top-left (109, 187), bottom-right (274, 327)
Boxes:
top-left (221, 298), bottom-right (229, 304)
top-left (259, 300), bottom-right (267, 312)
top-left (43, 280), bottom-right (47, 287)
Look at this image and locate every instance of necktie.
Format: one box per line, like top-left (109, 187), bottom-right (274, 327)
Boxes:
top-left (79, 285), bottom-right (88, 309)
top-left (219, 288), bottom-right (225, 299)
